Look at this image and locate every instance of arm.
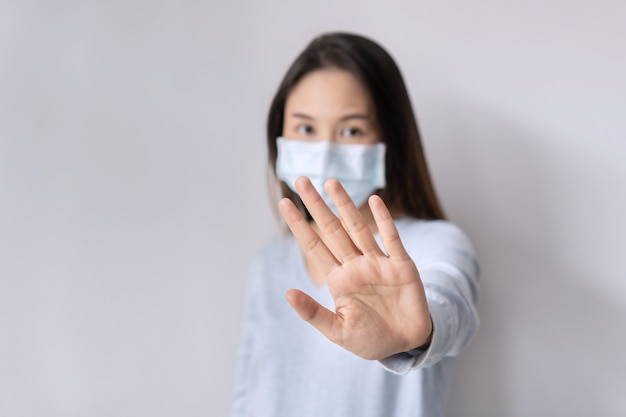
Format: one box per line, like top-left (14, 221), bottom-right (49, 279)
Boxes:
top-left (379, 224), bottom-right (480, 373)
top-left (278, 177), bottom-right (436, 360)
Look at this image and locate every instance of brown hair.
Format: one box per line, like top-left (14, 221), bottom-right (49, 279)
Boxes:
top-left (267, 32), bottom-right (445, 220)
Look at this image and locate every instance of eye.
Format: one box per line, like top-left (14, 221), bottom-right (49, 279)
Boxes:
top-left (341, 127), bottom-right (363, 137)
top-left (296, 124), bottom-right (314, 135)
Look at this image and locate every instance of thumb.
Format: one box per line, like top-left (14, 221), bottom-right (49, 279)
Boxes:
top-left (286, 289), bottom-right (338, 341)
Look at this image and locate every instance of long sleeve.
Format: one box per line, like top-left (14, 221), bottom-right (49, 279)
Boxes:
top-left (229, 222), bottom-right (478, 417)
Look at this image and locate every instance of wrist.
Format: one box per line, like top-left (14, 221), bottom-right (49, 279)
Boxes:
top-left (412, 315), bottom-right (433, 352)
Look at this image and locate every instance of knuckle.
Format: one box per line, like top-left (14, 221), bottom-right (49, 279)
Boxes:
top-left (303, 234), bottom-right (322, 252)
top-left (320, 217), bottom-right (343, 235)
top-left (347, 218), bottom-right (369, 234)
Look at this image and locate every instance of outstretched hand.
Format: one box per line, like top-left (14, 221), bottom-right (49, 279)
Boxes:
top-left (278, 177), bottom-right (432, 360)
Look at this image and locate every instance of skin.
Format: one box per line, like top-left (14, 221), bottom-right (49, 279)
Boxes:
top-left (277, 69), bottom-right (433, 360)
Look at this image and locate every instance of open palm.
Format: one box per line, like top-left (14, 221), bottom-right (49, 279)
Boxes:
top-left (278, 177), bottom-right (432, 360)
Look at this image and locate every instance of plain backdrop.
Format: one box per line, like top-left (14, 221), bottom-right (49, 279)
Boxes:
top-left (1, 0), bottom-right (625, 416)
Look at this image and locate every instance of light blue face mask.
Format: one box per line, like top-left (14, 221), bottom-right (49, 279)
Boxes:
top-left (275, 137), bottom-right (387, 214)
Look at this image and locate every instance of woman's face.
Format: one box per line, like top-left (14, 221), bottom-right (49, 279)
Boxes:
top-left (282, 69), bottom-right (380, 145)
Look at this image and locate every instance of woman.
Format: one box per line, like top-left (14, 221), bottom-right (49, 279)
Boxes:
top-left (232, 32), bottom-right (480, 417)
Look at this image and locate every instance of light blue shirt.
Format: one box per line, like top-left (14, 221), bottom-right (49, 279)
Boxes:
top-left (231, 218), bottom-right (480, 417)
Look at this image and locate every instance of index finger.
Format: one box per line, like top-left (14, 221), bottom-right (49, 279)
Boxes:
top-left (278, 197), bottom-right (340, 276)
top-left (294, 177), bottom-right (362, 263)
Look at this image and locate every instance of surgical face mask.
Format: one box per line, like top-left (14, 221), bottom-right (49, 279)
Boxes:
top-left (275, 137), bottom-right (386, 214)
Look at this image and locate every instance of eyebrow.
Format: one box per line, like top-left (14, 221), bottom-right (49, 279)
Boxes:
top-left (289, 112), bottom-right (372, 122)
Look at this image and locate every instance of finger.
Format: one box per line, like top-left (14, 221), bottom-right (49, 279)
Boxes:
top-left (278, 197), bottom-right (339, 275)
top-left (368, 194), bottom-right (411, 260)
top-left (286, 289), bottom-right (340, 343)
top-left (294, 177), bottom-right (361, 263)
top-left (325, 179), bottom-right (384, 257)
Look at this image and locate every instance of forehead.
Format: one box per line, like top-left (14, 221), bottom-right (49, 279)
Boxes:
top-left (285, 69), bottom-right (374, 114)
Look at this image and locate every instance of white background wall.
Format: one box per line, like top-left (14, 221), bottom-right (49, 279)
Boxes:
top-left (1, 1), bottom-right (625, 416)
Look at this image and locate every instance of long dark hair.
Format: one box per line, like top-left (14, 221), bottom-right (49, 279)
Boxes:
top-left (267, 32), bottom-right (445, 220)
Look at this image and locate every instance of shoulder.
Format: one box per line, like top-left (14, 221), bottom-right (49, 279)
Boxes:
top-left (241, 234), bottom-right (304, 320)
top-left (395, 217), bottom-right (480, 280)
top-left (245, 233), bottom-right (299, 291)
top-left (395, 217), bottom-right (475, 254)
top-left (250, 233), bottom-right (297, 269)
